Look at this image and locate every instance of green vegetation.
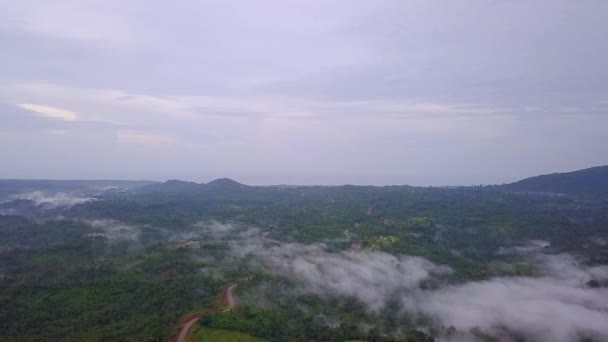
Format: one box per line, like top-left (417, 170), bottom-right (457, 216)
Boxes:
top-left (1, 171), bottom-right (607, 341)
top-left (504, 165), bottom-right (608, 198)
top-left (193, 326), bottom-right (266, 342)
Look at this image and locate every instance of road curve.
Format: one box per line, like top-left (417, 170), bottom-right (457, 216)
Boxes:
top-left (174, 283), bottom-right (238, 342)
top-left (226, 284), bottom-right (237, 309)
top-left (176, 317), bottom-right (199, 342)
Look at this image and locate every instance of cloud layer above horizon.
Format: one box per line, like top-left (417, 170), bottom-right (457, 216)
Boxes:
top-left (1, 0), bottom-right (607, 185)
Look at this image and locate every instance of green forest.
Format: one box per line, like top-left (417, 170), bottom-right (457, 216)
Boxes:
top-left (1, 168), bottom-right (608, 341)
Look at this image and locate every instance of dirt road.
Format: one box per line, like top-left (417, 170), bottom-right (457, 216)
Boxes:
top-left (174, 283), bottom-right (238, 342)
top-left (226, 284), bottom-right (237, 309)
top-left (176, 317), bottom-right (199, 342)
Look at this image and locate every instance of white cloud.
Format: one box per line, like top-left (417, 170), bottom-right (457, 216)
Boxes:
top-left (6, 82), bottom-right (509, 127)
top-left (12, 191), bottom-right (93, 208)
top-left (19, 103), bottom-right (77, 121)
top-left (420, 254), bottom-right (608, 342)
top-left (1, 0), bottom-right (607, 183)
top-left (228, 229), bottom-right (608, 341)
top-left (84, 219), bottom-right (140, 241)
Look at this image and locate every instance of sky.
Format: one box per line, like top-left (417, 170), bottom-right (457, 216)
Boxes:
top-left (1, 0), bottom-right (607, 185)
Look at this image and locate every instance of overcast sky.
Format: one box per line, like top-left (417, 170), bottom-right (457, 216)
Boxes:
top-left (1, 0), bottom-right (607, 185)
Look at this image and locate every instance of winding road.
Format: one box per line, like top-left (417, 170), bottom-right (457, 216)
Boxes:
top-left (175, 284), bottom-right (238, 342)
top-left (225, 284), bottom-right (237, 310)
top-left (176, 317), bottom-right (199, 342)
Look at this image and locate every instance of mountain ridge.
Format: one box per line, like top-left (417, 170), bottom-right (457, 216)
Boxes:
top-left (125, 165), bottom-right (608, 199)
top-left (503, 165), bottom-right (608, 198)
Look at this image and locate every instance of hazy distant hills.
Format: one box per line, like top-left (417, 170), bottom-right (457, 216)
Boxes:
top-left (5, 165), bottom-right (607, 200)
top-left (503, 165), bottom-right (608, 198)
top-left (138, 178), bottom-right (249, 193)
top-left (138, 165), bottom-right (608, 200)
top-left (205, 178), bottom-right (250, 190)
top-left (0, 179), bottom-right (157, 199)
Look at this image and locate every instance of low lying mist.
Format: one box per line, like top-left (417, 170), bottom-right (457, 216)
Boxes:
top-left (219, 224), bottom-right (608, 341)
top-left (421, 253), bottom-right (608, 341)
top-left (11, 191), bottom-right (95, 209)
top-left (241, 241), bottom-right (451, 311)
top-left (83, 219), bottom-right (141, 241)
top-left (61, 219), bottom-right (608, 341)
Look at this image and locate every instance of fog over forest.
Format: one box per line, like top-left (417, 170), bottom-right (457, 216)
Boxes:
top-left (1, 1), bottom-right (607, 341)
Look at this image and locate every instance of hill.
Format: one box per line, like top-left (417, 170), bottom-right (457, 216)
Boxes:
top-left (137, 178), bottom-right (250, 195)
top-left (504, 165), bottom-right (608, 198)
top-left (204, 178), bottom-right (249, 190)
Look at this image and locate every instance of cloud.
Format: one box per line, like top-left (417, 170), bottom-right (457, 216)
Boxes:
top-left (83, 219), bottom-right (140, 241)
top-left (1, 1), bottom-right (608, 184)
top-left (260, 243), bottom-right (451, 311)
top-left (226, 228), bottom-right (451, 311)
top-left (224, 228), bottom-right (608, 341)
top-left (18, 103), bottom-right (77, 121)
top-left (12, 191), bottom-right (94, 209)
top-left (65, 219), bottom-right (608, 341)
top-left (420, 254), bottom-right (608, 342)
top-left (193, 221), bottom-right (237, 238)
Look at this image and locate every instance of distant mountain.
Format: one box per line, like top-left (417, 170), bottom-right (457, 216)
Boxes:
top-left (137, 179), bottom-right (201, 193)
top-left (205, 178), bottom-right (248, 190)
top-left (135, 166), bottom-right (608, 200)
top-left (137, 178), bottom-right (249, 194)
top-left (504, 165), bottom-right (608, 198)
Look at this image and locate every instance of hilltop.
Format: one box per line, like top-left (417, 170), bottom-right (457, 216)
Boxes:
top-left (504, 165), bottom-right (608, 198)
